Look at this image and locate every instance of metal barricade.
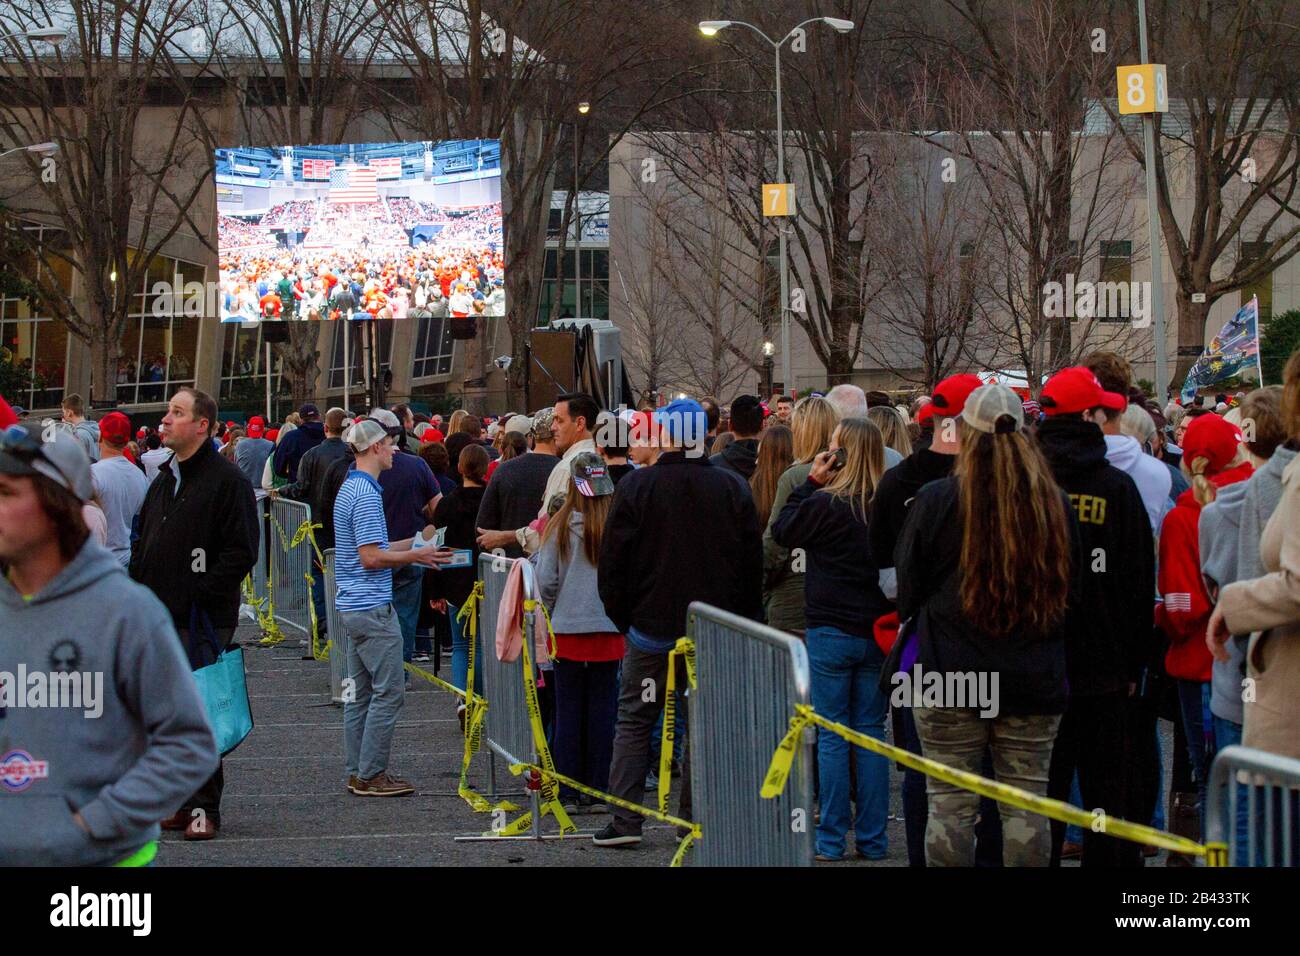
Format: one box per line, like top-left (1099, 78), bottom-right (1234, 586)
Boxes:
top-left (249, 496), bottom-right (269, 603)
top-left (1208, 744), bottom-right (1300, 867)
top-left (456, 552), bottom-right (584, 842)
top-left (269, 497), bottom-right (313, 644)
top-left (323, 548), bottom-right (349, 704)
top-left (687, 602), bottom-right (814, 866)
top-left (476, 553), bottom-right (535, 776)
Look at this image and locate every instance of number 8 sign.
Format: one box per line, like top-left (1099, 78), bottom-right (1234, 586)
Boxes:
top-left (1117, 64), bottom-right (1168, 115)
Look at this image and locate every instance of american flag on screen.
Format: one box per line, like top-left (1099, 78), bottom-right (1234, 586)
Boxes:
top-left (329, 165), bottom-right (378, 203)
top-left (302, 158), bottom-right (334, 180)
top-left (369, 157), bottom-right (402, 179)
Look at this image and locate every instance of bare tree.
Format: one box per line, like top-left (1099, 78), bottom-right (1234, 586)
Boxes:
top-left (0, 0), bottom-right (219, 407)
top-left (212, 0), bottom-right (388, 405)
top-left (374, 0), bottom-right (700, 411)
top-left (1103, 0), bottom-right (1300, 390)
top-left (860, 133), bottom-right (998, 389)
top-left (917, 0), bottom-right (1145, 391)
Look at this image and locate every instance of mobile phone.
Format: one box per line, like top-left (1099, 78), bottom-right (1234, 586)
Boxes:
top-left (829, 447), bottom-right (847, 472)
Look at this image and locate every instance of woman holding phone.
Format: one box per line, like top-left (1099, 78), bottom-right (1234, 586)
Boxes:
top-left (772, 417), bottom-right (892, 861)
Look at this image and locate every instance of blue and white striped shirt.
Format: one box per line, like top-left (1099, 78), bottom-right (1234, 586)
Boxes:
top-left (334, 470), bottom-right (393, 613)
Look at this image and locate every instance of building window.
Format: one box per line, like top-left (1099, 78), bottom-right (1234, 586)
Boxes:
top-left (1097, 240), bottom-right (1132, 322)
top-left (412, 314), bottom-right (454, 379)
top-left (115, 253), bottom-right (205, 405)
top-left (1240, 241), bottom-right (1273, 320)
top-left (219, 322), bottom-right (288, 408)
top-left (538, 248), bottom-right (609, 323)
top-left (327, 319), bottom-right (394, 389)
top-left (0, 224), bottom-right (70, 411)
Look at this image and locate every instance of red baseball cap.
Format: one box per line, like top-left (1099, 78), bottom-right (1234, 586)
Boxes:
top-left (247, 421), bottom-right (265, 439)
top-left (98, 411), bottom-right (133, 447)
top-left (266, 428), bottom-right (280, 443)
top-left (421, 427), bottom-right (445, 444)
top-left (927, 374), bottom-right (983, 419)
top-left (1040, 366), bottom-right (1127, 416)
top-left (1182, 413), bottom-right (1243, 474)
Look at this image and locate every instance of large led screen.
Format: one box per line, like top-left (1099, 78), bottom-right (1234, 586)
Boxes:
top-left (214, 140), bottom-right (503, 322)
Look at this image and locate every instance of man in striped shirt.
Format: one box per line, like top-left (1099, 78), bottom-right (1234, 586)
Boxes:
top-left (335, 418), bottom-right (453, 797)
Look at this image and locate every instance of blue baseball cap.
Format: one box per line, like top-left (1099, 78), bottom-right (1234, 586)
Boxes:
top-left (653, 398), bottom-right (706, 447)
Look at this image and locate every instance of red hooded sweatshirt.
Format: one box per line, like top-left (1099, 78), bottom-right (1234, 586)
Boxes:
top-left (1156, 461), bottom-right (1254, 681)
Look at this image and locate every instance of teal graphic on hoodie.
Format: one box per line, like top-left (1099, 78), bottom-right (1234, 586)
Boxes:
top-left (0, 538), bottom-right (218, 865)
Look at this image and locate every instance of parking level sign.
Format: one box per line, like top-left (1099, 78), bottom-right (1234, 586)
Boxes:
top-left (763, 183), bottom-right (794, 217)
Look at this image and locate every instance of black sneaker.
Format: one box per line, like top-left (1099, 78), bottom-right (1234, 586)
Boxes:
top-left (592, 822), bottom-right (642, 847)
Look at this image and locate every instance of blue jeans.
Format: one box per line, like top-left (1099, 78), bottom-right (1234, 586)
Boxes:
top-left (1211, 716), bottom-right (1253, 865)
top-left (449, 601), bottom-right (483, 696)
top-left (1177, 679), bottom-right (1213, 837)
top-left (392, 565), bottom-right (424, 664)
top-left (553, 658), bottom-right (620, 802)
top-left (805, 625), bottom-right (889, 859)
top-left (310, 557), bottom-right (327, 637)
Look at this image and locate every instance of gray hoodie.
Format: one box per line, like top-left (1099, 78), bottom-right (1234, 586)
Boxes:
top-left (530, 511), bottom-right (619, 634)
top-left (0, 539), bottom-right (218, 865)
top-left (73, 419), bottom-right (100, 463)
top-left (1200, 445), bottom-right (1297, 724)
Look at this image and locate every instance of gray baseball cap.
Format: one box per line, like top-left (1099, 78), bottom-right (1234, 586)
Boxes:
top-left (0, 422), bottom-right (95, 501)
top-left (960, 384), bottom-right (1025, 435)
top-left (367, 407), bottom-right (402, 435)
top-left (346, 418), bottom-right (390, 452)
top-left (504, 415), bottom-right (534, 437)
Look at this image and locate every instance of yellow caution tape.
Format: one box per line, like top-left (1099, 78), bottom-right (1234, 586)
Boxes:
top-left (763, 704), bottom-right (1210, 858)
top-left (517, 598), bottom-right (577, 835)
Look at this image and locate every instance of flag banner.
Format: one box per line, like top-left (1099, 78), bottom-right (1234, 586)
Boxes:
top-left (302, 158), bottom-right (335, 180)
top-left (1181, 297), bottom-right (1261, 403)
top-left (368, 156), bottom-right (402, 179)
top-left (329, 165), bottom-right (378, 204)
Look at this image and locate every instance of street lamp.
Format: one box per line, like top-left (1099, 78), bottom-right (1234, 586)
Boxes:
top-left (572, 102), bottom-right (590, 318)
top-left (0, 142), bottom-right (58, 161)
top-left (0, 27), bottom-right (67, 44)
top-left (700, 16), bottom-right (855, 395)
top-left (762, 340), bottom-right (775, 396)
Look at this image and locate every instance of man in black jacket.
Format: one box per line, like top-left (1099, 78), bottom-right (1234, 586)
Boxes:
top-left (1036, 366), bottom-right (1156, 868)
top-left (593, 398), bottom-right (762, 848)
top-left (280, 407), bottom-right (350, 636)
top-left (709, 393), bottom-right (762, 479)
top-left (273, 403), bottom-right (326, 482)
top-left (130, 387), bottom-right (258, 841)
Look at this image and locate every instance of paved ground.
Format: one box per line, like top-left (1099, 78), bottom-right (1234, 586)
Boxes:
top-left (160, 625), bottom-right (1172, 867)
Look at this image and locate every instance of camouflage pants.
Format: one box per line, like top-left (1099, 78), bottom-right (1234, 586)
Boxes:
top-left (913, 707), bottom-right (1061, 867)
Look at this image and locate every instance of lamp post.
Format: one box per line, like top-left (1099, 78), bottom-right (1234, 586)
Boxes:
top-left (700, 16), bottom-right (854, 396)
top-left (574, 102), bottom-right (590, 319)
top-left (762, 340), bottom-right (775, 396)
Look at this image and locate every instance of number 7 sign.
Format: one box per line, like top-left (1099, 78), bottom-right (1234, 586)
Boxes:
top-left (762, 183), bottom-right (795, 217)
top-left (1117, 64), bottom-right (1168, 115)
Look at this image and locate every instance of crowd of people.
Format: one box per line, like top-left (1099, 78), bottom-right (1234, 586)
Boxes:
top-left (216, 200), bottom-right (505, 323)
top-left (2, 344), bottom-right (1299, 866)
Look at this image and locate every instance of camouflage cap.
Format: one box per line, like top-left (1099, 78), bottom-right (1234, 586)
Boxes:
top-left (531, 406), bottom-right (556, 441)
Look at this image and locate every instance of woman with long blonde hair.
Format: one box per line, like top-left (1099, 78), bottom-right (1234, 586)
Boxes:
top-left (895, 384), bottom-right (1076, 866)
top-left (762, 396), bottom-right (838, 634)
top-left (867, 405), bottom-right (912, 460)
top-left (772, 417), bottom-right (892, 861)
